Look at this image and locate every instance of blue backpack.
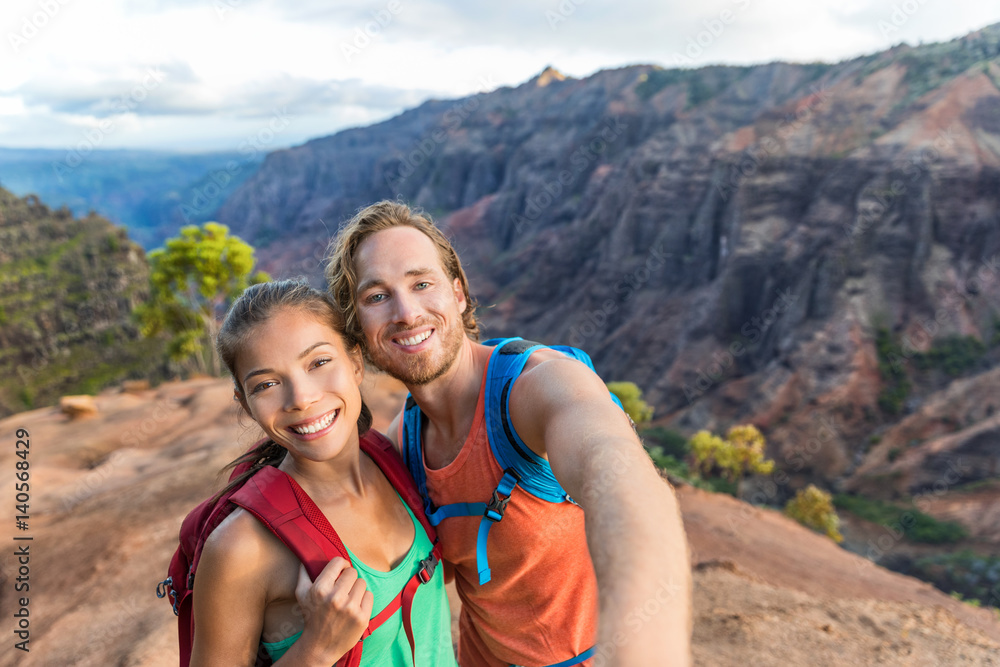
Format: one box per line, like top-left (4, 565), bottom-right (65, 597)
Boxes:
top-left (399, 337), bottom-right (624, 586)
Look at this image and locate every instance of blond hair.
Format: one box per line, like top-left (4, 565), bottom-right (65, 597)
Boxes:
top-left (325, 201), bottom-right (479, 350)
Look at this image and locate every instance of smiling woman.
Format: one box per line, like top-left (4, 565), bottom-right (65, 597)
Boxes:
top-left (175, 280), bottom-right (457, 667)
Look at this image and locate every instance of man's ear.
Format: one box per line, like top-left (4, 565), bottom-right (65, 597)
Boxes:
top-left (453, 277), bottom-right (467, 314)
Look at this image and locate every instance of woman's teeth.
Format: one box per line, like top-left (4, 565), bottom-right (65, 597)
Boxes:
top-left (291, 411), bottom-right (337, 434)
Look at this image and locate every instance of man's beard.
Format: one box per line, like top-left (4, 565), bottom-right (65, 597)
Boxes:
top-left (366, 319), bottom-right (466, 386)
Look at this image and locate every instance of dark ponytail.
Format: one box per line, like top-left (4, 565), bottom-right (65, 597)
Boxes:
top-left (213, 280), bottom-right (374, 499)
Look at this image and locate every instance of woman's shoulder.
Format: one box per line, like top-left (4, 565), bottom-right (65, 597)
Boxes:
top-left (199, 505), bottom-right (297, 590)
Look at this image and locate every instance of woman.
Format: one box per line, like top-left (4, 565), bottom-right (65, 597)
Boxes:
top-left (189, 280), bottom-right (457, 666)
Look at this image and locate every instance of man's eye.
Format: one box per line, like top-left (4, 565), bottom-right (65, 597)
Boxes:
top-left (415, 282), bottom-right (430, 290)
top-left (368, 293), bottom-right (386, 304)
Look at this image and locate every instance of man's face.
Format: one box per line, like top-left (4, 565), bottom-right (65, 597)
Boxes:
top-left (353, 226), bottom-right (467, 385)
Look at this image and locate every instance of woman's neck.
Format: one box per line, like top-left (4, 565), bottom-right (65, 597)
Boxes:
top-left (276, 435), bottom-right (370, 503)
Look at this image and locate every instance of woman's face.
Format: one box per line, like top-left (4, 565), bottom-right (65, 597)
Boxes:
top-left (235, 307), bottom-right (364, 464)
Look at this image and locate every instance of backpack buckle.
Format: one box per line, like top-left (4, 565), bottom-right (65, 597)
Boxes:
top-left (417, 553), bottom-right (438, 583)
top-left (155, 577), bottom-right (172, 599)
top-left (484, 468), bottom-right (520, 522)
top-left (484, 490), bottom-right (511, 522)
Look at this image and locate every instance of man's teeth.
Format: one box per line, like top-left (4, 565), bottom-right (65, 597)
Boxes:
top-left (397, 331), bottom-right (431, 346)
top-left (291, 411), bottom-right (337, 434)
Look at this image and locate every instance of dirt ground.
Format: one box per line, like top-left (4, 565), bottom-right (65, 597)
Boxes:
top-left (0, 375), bottom-right (996, 666)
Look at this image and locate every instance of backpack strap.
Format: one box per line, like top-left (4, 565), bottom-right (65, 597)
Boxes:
top-left (399, 337), bottom-right (620, 585)
top-left (483, 336), bottom-right (623, 497)
top-left (229, 431), bottom-right (441, 667)
top-left (402, 389), bottom-right (511, 585)
top-left (482, 337), bottom-right (584, 504)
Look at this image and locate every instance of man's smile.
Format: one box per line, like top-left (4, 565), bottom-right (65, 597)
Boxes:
top-left (392, 327), bottom-right (434, 349)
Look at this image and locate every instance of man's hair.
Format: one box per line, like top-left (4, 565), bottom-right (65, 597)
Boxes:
top-left (325, 200), bottom-right (480, 349)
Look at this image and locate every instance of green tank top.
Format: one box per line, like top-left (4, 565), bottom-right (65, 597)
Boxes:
top-left (262, 492), bottom-right (457, 666)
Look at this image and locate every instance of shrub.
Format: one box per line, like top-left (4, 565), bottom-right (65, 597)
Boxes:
top-left (833, 494), bottom-right (967, 544)
top-left (874, 327), bottom-right (910, 415)
top-left (906, 551), bottom-right (1000, 608)
top-left (785, 484), bottom-right (843, 542)
top-left (913, 336), bottom-right (987, 377)
top-left (647, 448), bottom-right (689, 478)
top-left (641, 427), bottom-right (689, 459)
top-left (607, 381), bottom-right (654, 425)
top-left (690, 425), bottom-right (775, 482)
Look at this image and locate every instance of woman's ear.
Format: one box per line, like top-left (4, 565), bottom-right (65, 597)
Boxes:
top-left (234, 386), bottom-right (252, 417)
top-left (351, 347), bottom-right (365, 385)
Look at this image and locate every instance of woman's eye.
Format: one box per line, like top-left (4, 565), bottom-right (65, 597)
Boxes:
top-left (313, 357), bottom-right (331, 369)
top-left (251, 380), bottom-right (276, 394)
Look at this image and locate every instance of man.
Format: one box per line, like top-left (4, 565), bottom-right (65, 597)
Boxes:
top-left (326, 201), bottom-right (691, 667)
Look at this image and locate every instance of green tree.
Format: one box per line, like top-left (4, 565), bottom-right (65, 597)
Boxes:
top-left (135, 223), bottom-right (269, 375)
top-left (607, 381), bottom-right (654, 425)
top-left (689, 424), bottom-right (775, 495)
top-left (785, 484), bottom-right (843, 542)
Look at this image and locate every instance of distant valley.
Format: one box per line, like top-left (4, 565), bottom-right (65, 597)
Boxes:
top-left (0, 148), bottom-right (263, 248)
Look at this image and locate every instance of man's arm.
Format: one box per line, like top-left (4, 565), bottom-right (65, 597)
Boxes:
top-left (511, 356), bottom-right (692, 666)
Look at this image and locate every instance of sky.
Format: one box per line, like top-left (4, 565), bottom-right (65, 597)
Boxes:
top-left (0, 0), bottom-right (997, 153)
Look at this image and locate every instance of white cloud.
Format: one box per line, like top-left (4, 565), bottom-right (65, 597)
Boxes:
top-left (0, 0), bottom-right (997, 149)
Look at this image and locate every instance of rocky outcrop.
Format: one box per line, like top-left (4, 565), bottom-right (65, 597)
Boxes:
top-left (216, 25), bottom-right (1000, 490)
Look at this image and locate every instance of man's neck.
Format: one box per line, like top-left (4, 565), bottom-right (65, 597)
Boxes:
top-left (406, 337), bottom-right (490, 455)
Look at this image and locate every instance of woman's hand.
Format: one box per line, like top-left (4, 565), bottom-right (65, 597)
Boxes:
top-left (287, 557), bottom-right (374, 666)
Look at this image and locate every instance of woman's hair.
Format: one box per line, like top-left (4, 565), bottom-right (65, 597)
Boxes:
top-left (214, 280), bottom-right (373, 497)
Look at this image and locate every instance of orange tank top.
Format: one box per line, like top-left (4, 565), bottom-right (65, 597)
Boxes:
top-left (409, 359), bottom-right (598, 667)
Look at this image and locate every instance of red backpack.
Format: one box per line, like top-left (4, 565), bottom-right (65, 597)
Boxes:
top-left (156, 430), bottom-right (441, 667)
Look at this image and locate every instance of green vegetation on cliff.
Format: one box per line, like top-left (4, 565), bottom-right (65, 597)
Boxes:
top-left (833, 493), bottom-right (967, 544)
top-left (0, 188), bottom-right (167, 416)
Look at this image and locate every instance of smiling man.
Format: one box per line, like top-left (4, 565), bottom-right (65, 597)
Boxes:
top-left (326, 201), bottom-right (691, 667)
